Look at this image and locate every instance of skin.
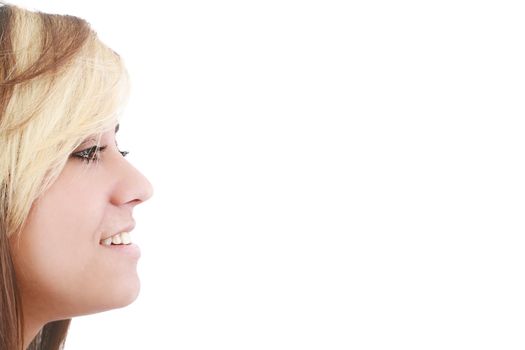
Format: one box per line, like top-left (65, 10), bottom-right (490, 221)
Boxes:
top-left (8, 124), bottom-right (153, 347)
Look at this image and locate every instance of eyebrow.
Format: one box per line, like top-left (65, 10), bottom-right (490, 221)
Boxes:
top-left (79, 124), bottom-right (120, 147)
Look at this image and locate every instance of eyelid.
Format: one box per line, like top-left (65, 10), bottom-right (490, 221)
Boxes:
top-left (75, 145), bottom-right (106, 154)
top-left (72, 145), bottom-right (107, 162)
top-left (71, 145), bottom-right (129, 163)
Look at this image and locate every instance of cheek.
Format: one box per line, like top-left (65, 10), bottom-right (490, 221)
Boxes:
top-left (13, 202), bottom-right (101, 301)
top-left (36, 173), bottom-right (105, 246)
top-left (11, 182), bottom-right (109, 313)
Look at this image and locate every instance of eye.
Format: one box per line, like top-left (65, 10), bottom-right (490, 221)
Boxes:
top-left (72, 146), bottom-right (130, 163)
top-left (73, 146), bottom-right (107, 163)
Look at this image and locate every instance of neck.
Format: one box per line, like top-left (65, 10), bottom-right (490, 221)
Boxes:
top-left (20, 292), bottom-right (51, 349)
top-left (22, 311), bottom-right (46, 349)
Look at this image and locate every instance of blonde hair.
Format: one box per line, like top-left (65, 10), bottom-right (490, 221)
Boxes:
top-left (0, 2), bottom-right (130, 349)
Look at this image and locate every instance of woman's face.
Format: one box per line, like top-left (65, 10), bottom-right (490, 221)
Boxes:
top-left (9, 124), bottom-right (153, 322)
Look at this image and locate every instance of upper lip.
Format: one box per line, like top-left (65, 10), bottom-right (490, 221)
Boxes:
top-left (100, 222), bottom-right (136, 241)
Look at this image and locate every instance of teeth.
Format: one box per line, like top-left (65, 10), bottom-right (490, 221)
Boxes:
top-left (100, 231), bottom-right (132, 246)
top-left (120, 232), bottom-right (131, 244)
top-left (112, 233), bottom-right (122, 244)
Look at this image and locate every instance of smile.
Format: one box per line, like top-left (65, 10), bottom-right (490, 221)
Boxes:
top-left (100, 232), bottom-right (132, 246)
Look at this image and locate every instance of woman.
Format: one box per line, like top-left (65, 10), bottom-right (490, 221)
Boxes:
top-left (0, 3), bottom-right (153, 349)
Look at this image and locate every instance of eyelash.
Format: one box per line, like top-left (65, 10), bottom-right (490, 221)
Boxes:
top-left (73, 146), bottom-right (129, 164)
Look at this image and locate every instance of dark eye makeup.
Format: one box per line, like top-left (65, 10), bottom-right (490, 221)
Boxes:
top-left (71, 145), bottom-right (129, 164)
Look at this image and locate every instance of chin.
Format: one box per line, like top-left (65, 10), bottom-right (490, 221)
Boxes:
top-left (58, 277), bottom-right (141, 319)
top-left (100, 275), bottom-right (141, 312)
top-left (115, 276), bottom-right (141, 308)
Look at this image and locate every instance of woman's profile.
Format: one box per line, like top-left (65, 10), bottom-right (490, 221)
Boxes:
top-left (0, 3), bottom-right (153, 349)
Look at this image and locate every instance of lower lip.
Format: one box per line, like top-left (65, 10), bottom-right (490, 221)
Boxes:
top-left (100, 243), bottom-right (141, 259)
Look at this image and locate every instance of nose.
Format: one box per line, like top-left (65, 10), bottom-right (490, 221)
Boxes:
top-left (110, 157), bottom-right (154, 207)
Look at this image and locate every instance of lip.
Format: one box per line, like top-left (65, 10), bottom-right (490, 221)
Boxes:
top-left (100, 222), bottom-right (136, 241)
top-left (100, 243), bottom-right (141, 259)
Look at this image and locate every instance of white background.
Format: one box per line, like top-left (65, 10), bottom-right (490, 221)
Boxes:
top-left (9, 0), bottom-right (525, 349)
